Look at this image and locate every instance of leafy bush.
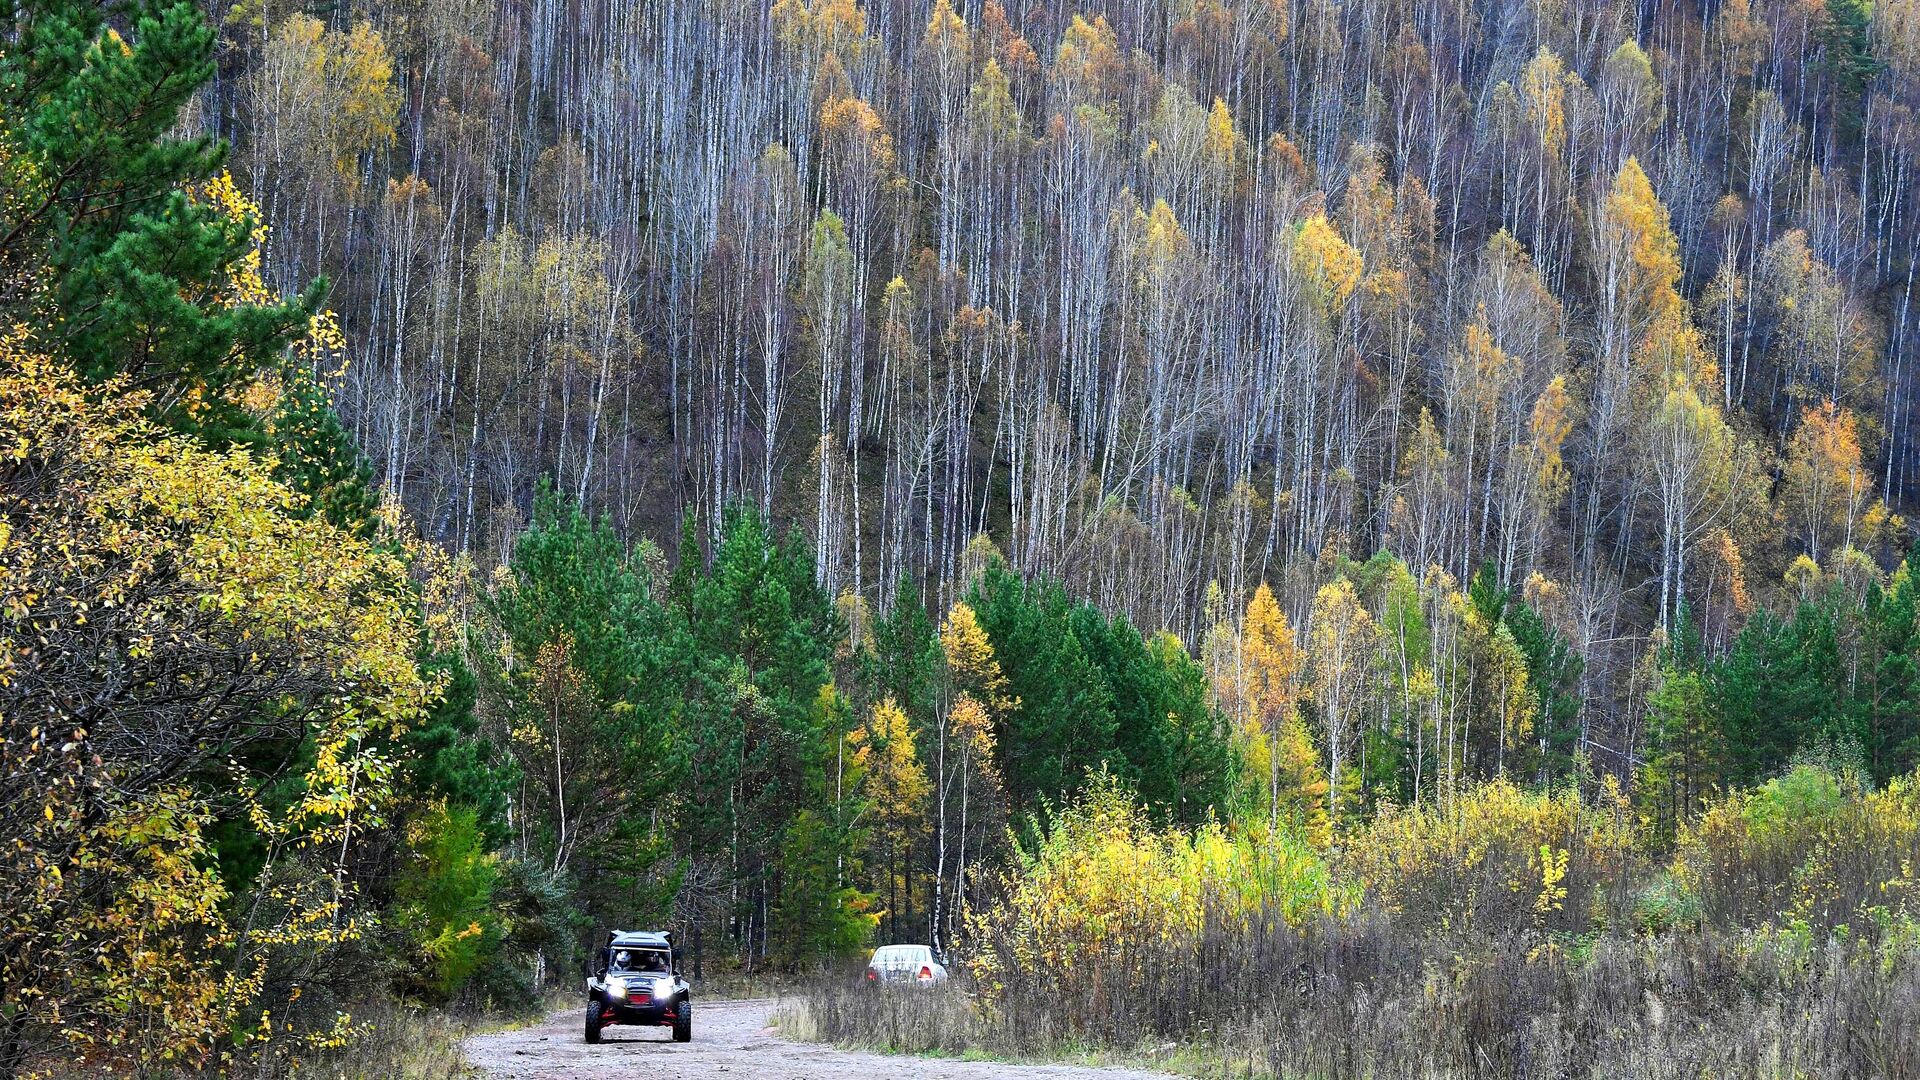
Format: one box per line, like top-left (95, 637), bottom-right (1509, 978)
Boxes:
top-left (808, 769), bottom-right (1920, 1077)
top-left (392, 805), bottom-right (503, 1001)
top-left (811, 918), bottom-right (1920, 1079)
top-left (962, 773), bottom-right (1347, 1042)
top-left (0, 346), bottom-right (428, 1075)
top-left (1340, 777), bottom-right (1637, 934)
top-left (1676, 765), bottom-right (1920, 932)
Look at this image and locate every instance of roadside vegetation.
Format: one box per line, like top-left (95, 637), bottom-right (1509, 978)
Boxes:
top-left (799, 769), bottom-right (1920, 1078)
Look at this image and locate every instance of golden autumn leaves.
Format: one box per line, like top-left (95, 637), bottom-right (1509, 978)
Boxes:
top-left (841, 598), bottom-right (1012, 932)
top-left (1212, 567), bottom-right (1552, 853)
top-left (0, 340), bottom-right (436, 1070)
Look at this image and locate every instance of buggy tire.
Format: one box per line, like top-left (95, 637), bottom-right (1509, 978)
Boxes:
top-left (585, 1002), bottom-right (603, 1044)
top-left (672, 999), bottom-right (691, 1043)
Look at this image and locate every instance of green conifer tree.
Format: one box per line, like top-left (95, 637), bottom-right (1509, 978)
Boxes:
top-left (267, 370), bottom-right (379, 535)
top-left (0, 0), bottom-right (321, 440)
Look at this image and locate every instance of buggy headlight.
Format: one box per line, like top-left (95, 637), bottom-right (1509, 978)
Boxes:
top-left (607, 976), bottom-right (628, 1000)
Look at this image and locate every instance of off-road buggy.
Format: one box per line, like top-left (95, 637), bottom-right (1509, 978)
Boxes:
top-left (583, 930), bottom-right (691, 1043)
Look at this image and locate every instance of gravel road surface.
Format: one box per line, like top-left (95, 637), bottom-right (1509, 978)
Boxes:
top-left (461, 997), bottom-right (1174, 1080)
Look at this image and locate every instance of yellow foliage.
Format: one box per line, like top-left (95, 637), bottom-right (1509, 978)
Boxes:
top-left (852, 698), bottom-right (931, 839)
top-left (334, 21), bottom-right (399, 160)
top-left (1529, 374), bottom-right (1574, 501)
top-left (941, 601), bottom-right (1015, 715)
top-left (1242, 583), bottom-right (1319, 835)
top-left (1307, 578), bottom-right (1376, 821)
top-left (1341, 777), bottom-right (1634, 932)
top-left (1139, 198), bottom-right (1190, 269)
top-left (964, 776), bottom-right (1348, 1010)
top-left (1272, 711), bottom-right (1331, 850)
top-left (968, 59), bottom-right (1024, 141)
top-left (1782, 399), bottom-right (1873, 562)
top-left (1294, 214), bottom-right (1364, 308)
top-left (1203, 97), bottom-right (1247, 186)
top-left (1520, 48), bottom-right (1572, 158)
top-left (923, 0), bottom-right (969, 56)
top-left (1240, 582), bottom-right (1303, 727)
top-left (198, 171), bottom-right (346, 373)
top-left (1054, 14), bottom-right (1123, 102)
top-left (948, 694), bottom-right (997, 772)
top-left (773, 0), bottom-right (871, 59)
top-left (1604, 157), bottom-right (1685, 329)
top-left (0, 345), bottom-right (427, 1071)
top-left (251, 16), bottom-right (399, 185)
top-left (1784, 552), bottom-right (1824, 598)
top-left (820, 94), bottom-right (897, 174)
top-left (1674, 767), bottom-right (1920, 932)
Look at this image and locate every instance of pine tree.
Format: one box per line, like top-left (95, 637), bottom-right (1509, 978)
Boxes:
top-left (1272, 710), bottom-right (1331, 850)
top-left (967, 561), bottom-right (1117, 813)
top-left (677, 504), bottom-right (847, 961)
top-left (478, 483), bottom-right (679, 905)
top-left (863, 589), bottom-right (943, 725)
top-left (1142, 630), bottom-right (1234, 825)
top-left (405, 651), bottom-right (516, 845)
top-left (1639, 664), bottom-right (1717, 847)
top-left (268, 369), bottom-right (379, 535)
top-left (0, 0), bottom-right (321, 439)
top-left (1865, 564), bottom-right (1920, 781)
top-left (1714, 600), bottom-right (1851, 783)
top-left (1816, 0), bottom-right (1880, 143)
top-left (772, 810), bottom-right (878, 965)
top-left (1505, 595), bottom-right (1584, 785)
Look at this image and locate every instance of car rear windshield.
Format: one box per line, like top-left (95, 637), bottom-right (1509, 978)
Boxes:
top-left (873, 946), bottom-right (931, 966)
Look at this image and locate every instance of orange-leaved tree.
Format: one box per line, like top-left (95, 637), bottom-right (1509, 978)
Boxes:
top-left (1240, 583), bottom-right (1309, 836)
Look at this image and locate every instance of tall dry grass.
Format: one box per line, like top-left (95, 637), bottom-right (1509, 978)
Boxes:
top-left (801, 768), bottom-right (1920, 1078)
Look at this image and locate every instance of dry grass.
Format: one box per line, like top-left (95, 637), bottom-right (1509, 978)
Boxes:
top-left (792, 770), bottom-right (1920, 1078)
top-left (239, 990), bottom-right (571, 1079)
top-left (797, 919), bottom-right (1920, 1079)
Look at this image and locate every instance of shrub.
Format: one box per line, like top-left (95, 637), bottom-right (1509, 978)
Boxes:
top-left (963, 773), bottom-right (1347, 1043)
top-left (812, 917), bottom-right (1920, 1079)
top-left (1339, 776), bottom-right (1638, 934)
top-left (1676, 765), bottom-right (1920, 933)
top-left (804, 771), bottom-right (1920, 1077)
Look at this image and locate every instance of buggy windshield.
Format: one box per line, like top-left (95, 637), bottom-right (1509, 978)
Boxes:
top-left (610, 948), bottom-right (670, 974)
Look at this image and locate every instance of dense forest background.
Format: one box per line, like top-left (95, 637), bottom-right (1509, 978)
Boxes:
top-left (202, 0), bottom-right (1920, 769)
top-left (10, 0), bottom-right (1920, 1075)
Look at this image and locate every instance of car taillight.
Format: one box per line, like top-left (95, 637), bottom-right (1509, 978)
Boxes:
top-left (919, 965), bottom-right (933, 980)
top-left (866, 968), bottom-right (877, 981)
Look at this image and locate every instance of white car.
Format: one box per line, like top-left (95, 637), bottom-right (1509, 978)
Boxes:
top-left (863, 944), bottom-right (948, 987)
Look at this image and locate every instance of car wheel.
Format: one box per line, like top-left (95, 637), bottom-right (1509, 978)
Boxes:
top-left (672, 998), bottom-right (692, 1043)
top-left (585, 1001), bottom-right (603, 1044)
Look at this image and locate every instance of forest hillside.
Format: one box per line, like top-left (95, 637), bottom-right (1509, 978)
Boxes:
top-left (5, 0), bottom-right (1920, 1077)
top-left (208, 0), bottom-right (1920, 769)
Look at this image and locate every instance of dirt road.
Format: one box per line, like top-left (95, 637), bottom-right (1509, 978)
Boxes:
top-left (461, 998), bottom-right (1174, 1080)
